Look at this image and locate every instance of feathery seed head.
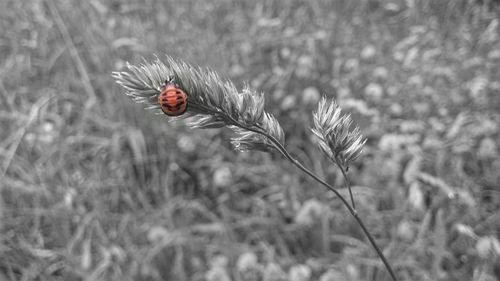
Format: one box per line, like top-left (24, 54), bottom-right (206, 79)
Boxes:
top-left (113, 56), bottom-right (285, 152)
top-left (311, 97), bottom-right (366, 169)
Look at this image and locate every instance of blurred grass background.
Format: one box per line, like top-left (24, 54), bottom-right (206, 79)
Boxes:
top-left (1, 0), bottom-right (500, 280)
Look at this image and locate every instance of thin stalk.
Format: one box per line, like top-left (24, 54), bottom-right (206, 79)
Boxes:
top-left (230, 119), bottom-right (397, 281)
top-left (336, 160), bottom-right (356, 210)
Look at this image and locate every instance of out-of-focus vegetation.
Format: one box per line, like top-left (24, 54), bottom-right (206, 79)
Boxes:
top-left (1, 0), bottom-right (499, 280)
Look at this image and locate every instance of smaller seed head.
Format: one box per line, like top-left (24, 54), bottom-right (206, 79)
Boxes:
top-left (311, 97), bottom-right (366, 169)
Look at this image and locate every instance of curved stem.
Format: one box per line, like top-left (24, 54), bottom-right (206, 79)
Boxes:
top-left (232, 120), bottom-right (397, 281)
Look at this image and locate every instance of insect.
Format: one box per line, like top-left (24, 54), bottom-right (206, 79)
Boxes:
top-left (158, 78), bottom-right (188, 116)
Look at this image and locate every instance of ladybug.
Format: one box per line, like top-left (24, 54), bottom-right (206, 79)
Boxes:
top-left (158, 78), bottom-right (188, 116)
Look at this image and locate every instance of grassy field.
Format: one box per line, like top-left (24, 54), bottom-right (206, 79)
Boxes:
top-left (1, 0), bottom-right (500, 280)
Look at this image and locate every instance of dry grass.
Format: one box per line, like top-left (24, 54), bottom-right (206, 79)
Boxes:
top-left (1, 0), bottom-right (499, 280)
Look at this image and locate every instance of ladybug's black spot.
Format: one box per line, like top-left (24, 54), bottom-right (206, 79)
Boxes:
top-left (162, 103), bottom-right (174, 109)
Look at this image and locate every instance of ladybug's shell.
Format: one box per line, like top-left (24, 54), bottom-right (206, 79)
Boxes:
top-left (158, 83), bottom-right (188, 116)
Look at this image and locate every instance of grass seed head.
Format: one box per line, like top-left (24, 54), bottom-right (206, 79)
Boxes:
top-left (311, 97), bottom-right (366, 169)
top-left (113, 56), bottom-right (285, 152)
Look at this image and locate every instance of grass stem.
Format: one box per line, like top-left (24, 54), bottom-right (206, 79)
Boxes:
top-left (236, 121), bottom-right (398, 281)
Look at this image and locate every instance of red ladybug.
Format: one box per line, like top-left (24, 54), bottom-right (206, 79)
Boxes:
top-left (158, 79), bottom-right (188, 116)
